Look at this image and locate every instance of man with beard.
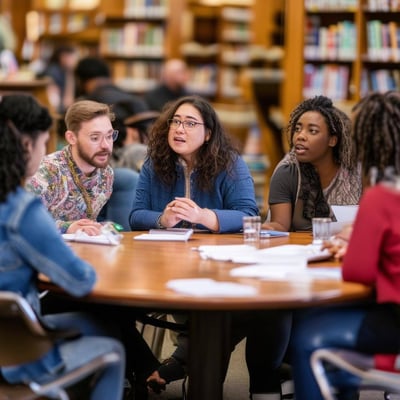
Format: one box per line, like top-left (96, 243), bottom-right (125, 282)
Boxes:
top-left (26, 100), bottom-right (116, 235)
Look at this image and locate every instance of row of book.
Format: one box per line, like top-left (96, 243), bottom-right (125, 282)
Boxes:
top-left (44, 0), bottom-right (99, 9)
top-left (367, 0), bottom-right (400, 11)
top-left (37, 12), bottom-right (90, 35)
top-left (305, 17), bottom-right (356, 61)
top-left (361, 68), bottom-right (400, 94)
top-left (303, 63), bottom-right (350, 100)
top-left (366, 20), bottom-right (400, 62)
top-left (123, 0), bottom-right (168, 18)
top-left (305, 0), bottom-right (357, 11)
top-left (186, 64), bottom-right (218, 97)
top-left (304, 63), bottom-right (400, 101)
top-left (305, 0), bottom-right (400, 11)
top-left (112, 60), bottom-right (161, 93)
top-left (100, 24), bottom-right (164, 57)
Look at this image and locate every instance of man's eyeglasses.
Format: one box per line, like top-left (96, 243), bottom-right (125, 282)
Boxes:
top-left (168, 119), bottom-right (204, 131)
top-left (88, 130), bottom-right (119, 144)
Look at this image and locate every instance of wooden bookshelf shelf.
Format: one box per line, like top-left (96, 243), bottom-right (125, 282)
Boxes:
top-left (283, 0), bottom-right (400, 120)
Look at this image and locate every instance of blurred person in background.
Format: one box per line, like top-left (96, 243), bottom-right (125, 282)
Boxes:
top-left (143, 58), bottom-right (190, 112)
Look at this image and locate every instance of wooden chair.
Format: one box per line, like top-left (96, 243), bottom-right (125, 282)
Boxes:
top-left (311, 348), bottom-right (400, 400)
top-left (0, 291), bottom-right (121, 400)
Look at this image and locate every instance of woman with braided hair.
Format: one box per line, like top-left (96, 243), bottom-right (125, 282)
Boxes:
top-left (290, 90), bottom-right (400, 400)
top-left (262, 95), bottom-right (362, 232)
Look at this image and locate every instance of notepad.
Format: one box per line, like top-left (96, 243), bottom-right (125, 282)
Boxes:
top-left (134, 228), bottom-right (194, 242)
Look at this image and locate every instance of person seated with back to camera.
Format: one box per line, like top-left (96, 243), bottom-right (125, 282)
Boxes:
top-left (130, 94), bottom-right (292, 400)
top-left (23, 97), bottom-right (161, 400)
top-left (262, 95), bottom-right (362, 232)
top-left (0, 93), bottom-right (125, 400)
top-left (290, 90), bottom-right (400, 400)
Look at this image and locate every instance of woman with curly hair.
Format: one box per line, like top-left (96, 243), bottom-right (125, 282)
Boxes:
top-left (262, 95), bottom-right (362, 232)
top-left (129, 94), bottom-right (258, 232)
top-left (130, 95), bottom-right (291, 400)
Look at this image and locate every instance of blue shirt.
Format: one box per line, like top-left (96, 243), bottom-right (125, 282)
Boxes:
top-left (0, 187), bottom-right (96, 383)
top-left (130, 156), bottom-right (259, 233)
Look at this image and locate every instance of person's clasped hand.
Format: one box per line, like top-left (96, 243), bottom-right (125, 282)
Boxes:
top-left (67, 219), bottom-right (103, 236)
top-left (161, 197), bottom-right (202, 227)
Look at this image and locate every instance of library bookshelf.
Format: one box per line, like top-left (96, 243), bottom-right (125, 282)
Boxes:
top-left (283, 0), bottom-right (400, 120)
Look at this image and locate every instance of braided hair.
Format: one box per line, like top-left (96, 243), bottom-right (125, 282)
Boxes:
top-left (284, 95), bottom-right (356, 220)
top-left (352, 91), bottom-right (400, 180)
top-left (286, 95), bottom-right (355, 170)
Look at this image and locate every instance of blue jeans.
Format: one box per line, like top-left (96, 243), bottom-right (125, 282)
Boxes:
top-left (43, 312), bottom-right (125, 400)
top-left (289, 306), bottom-right (367, 400)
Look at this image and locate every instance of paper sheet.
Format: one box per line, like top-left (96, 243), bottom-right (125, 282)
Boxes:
top-left (166, 278), bottom-right (258, 297)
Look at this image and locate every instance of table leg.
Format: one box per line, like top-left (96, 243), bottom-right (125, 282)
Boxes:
top-left (188, 310), bottom-right (231, 400)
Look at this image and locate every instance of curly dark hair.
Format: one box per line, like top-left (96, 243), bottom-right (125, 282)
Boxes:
top-left (286, 95), bottom-right (355, 170)
top-left (147, 95), bottom-right (239, 191)
top-left (0, 94), bottom-right (52, 201)
top-left (352, 90), bottom-right (400, 179)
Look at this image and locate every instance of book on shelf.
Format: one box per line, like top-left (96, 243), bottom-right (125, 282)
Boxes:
top-left (367, 19), bottom-right (400, 61)
top-left (101, 23), bottom-right (165, 57)
top-left (124, 0), bottom-right (168, 18)
top-left (305, 0), bottom-right (357, 11)
top-left (304, 19), bottom-right (356, 61)
top-left (48, 13), bottom-right (63, 34)
top-left (45, 0), bottom-right (67, 9)
top-left (367, 0), bottom-right (400, 11)
top-left (303, 63), bottom-right (349, 100)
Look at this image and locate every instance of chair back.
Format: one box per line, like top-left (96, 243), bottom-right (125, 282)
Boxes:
top-left (0, 291), bottom-right (54, 366)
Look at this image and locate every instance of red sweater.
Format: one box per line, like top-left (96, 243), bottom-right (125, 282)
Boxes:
top-left (342, 183), bottom-right (400, 371)
top-left (342, 184), bottom-right (400, 304)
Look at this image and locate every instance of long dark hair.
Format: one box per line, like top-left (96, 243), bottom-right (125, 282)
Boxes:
top-left (0, 94), bottom-right (52, 201)
top-left (148, 95), bottom-right (239, 191)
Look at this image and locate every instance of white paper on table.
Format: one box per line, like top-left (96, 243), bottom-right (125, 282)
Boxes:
top-left (195, 244), bottom-right (258, 261)
top-left (256, 244), bottom-right (332, 263)
top-left (230, 265), bottom-right (342, 281)
top-left (196, 244), bottom-right (331, 263)
top-left (62, 231), bottom-right (121, 245)
top-left (166, 278), bottom-right (257, 297)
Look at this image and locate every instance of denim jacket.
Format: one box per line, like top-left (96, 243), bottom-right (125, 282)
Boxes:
top-left (0, 187), bottom-right (96, 383)
top-left (130, 156), bottom-right (259, 232)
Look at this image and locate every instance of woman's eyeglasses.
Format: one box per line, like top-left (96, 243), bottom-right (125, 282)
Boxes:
top-left (168, 119), bottom-right (204, 131)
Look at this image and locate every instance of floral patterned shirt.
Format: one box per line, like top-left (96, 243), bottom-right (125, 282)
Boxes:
top-left (26, 146), bottom-right (113, 233)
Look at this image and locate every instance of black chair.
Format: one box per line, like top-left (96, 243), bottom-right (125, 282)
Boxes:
top-left (310, 348), bottom-right (400, 400)
top-left (0, 291), bottom-right (121, 400)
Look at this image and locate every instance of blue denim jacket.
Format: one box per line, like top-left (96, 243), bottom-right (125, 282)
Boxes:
top-left (0, 187), bottom-right (96, 383)
top-left (130, 156), bottom-right (259, 232)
